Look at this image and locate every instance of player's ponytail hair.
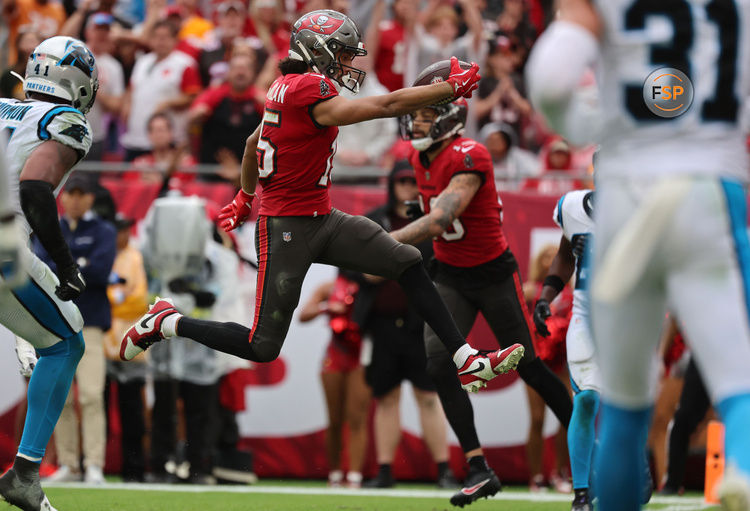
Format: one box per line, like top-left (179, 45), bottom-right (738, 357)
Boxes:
top-left (278, 57), bottom-right (309, 75)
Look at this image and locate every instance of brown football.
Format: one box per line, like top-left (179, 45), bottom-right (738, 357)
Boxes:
top-left (413, 59), bottom-right (472, 87)
top-left (413, 59), bottom-right (472, 104)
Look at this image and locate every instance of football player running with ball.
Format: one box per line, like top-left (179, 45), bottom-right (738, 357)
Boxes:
top-left (390, 70), bottom-right (572, 506)
top-left (121, 10), bottom-right (523, 422)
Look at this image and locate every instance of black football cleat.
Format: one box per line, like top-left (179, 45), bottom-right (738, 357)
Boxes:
top-left (571, 488), bottom-right (592, 511)
top-left (449, 466), bottom-right (502, 507)
top-left (0, 468), bottom-right (57, 511)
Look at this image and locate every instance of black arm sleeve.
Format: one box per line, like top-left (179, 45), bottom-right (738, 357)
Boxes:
top-left (19, 180), bottom-right (75, 271)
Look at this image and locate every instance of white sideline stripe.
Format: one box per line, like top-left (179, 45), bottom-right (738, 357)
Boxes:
top-left (43, 481), bottom-right (708, 505)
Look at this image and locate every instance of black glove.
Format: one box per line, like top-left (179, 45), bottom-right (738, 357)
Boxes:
top-left (571, 233), bottom-right (590, 259)
top-left (55, 264), bottom-right (86, 301)
top-left (533, 299), bottom-right (551, 337)
top-left (404, 200), bottom-right (424, 220)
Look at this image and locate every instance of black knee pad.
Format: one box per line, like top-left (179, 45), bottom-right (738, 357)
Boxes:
top-left (425, 354), bottom-right (454, 383)
top-left (250, 340), bottom-right (282, 363)
top-left (394, 244), bottom-right (422, 270)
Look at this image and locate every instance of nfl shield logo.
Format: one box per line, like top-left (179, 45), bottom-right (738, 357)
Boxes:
top-left (283, 232), bottom-right (292, 242)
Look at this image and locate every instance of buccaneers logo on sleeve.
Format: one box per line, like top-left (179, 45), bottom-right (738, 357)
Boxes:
top-left (320, 79), bottom-right (330, 96)
top-left (464, 154), bottom-right (474, 169)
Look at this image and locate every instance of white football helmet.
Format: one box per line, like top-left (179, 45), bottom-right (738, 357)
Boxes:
top-left (24, 36), bottom-right (99, 114)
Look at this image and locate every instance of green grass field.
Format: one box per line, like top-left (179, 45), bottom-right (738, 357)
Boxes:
top-left (39, 481), bottom-right (719, 511)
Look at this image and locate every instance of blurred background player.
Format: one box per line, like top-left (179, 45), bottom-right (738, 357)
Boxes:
top-left (532, 190), bottom-right (628, 510)
top-left (527, 1), bottom-right (750, 509)
top-left (355, 161), bottom-right (455, 489)
top-left (120, 11), bottom-right (523, 409)
top-left (0, 36), bottom-right (97, 511)
top-left (299, 273), bottom-right (370, 489)
top-left (393, 92), bottom-right (572, 506)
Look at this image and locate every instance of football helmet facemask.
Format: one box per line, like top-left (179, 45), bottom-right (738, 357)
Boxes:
top-left (399, 98), bottom-right (468, 152)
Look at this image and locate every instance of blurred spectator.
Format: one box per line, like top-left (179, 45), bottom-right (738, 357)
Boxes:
top-left (521, 136), bottom-right (594, 195)
top-left (523, 244), bottom-right (573, 493)
top-left (247, 0), bottom-right (290, 57)
top-left (474, 34), bottom-right (531, 134)
top-left (299, 274), bottom-right (371, 489)
top-left (478, 122), bottom-right (539, 191)
top-left (0, 29), bottom-right (40, 99)
top-left (175, 0), bottom-right (214, 46)
top-left (58, 0), bottom-right (134, 40)
top-left (120, 19), bottom-right (202, 160)
top-left (82, 12), bottom-right (126, 161)
top-left (522, 138), bottom-right (593, 195)
top-left (334, 59), bottom-right (396, 170)
top-left (196, 1), bottom-right (251, 87)
top-left (365, 0), bottom-right (417, 92)
top-left (492, 0), bottom-right (537, 47)
top-left (141, 195), bottom-right (244, 484)
top-left (355, 162), bottom-right (456, 489)
top-left (104, 215), bottom-right (149, 482)
top-left (404, 0), bottom-right (485, 88)
top-left (36, 174), bottom-right (117, 485)
top-left (124, 112), bottom-right (198, 187)
top-left (188, 53), bottom-right (263, 166)
top-left (2, 0), bottom-right (66, 66)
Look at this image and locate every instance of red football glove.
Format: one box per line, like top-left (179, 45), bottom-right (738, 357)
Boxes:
top-left (446, 56), bottom-right (481, 99)
top-left (219, 189), bottom-right (255, 232)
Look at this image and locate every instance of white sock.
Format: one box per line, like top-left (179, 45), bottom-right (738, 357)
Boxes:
top-left (328, 470), bottom-right (343, 483)
top-left (161, 314), bottom-right (181, 338)
top-left (347, 471), bottom-right (362, 484)
top-left (16, 452), bottom-right (42, 462)
top-left (452, 344), bottom-right (478, 368)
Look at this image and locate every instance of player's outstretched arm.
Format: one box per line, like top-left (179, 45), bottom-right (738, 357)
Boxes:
top-left (240, 124), bottom-right (261, 195)
top-left (526, 0), bottom-right (601, 139)
top-left (19, 140), bottom-right (86, 300)
top-left (313, 58), bottom-right (480, 127)
top-left (390, 172), bottom-right (481, 245)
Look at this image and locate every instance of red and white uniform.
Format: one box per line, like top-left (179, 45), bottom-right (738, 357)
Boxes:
top-left (374, 20), bottom-right (407, 92)
top-left (257, 73), bottom-right (339, 217)
top-left (409, 137), bottom-right (508, 267)
top-left (121, 51), bottom-right (202, 150)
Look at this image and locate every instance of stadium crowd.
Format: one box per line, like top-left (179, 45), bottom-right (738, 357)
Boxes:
top-left (0, 0), bottom-right (716, 500)
top-left (1, 0), bottom-right (595, 189)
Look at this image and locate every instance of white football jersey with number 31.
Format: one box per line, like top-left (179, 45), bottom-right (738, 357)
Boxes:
top-left (593, 0), bottom-right (750, 181)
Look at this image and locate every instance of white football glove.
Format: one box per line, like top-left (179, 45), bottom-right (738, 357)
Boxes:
top-left (15, 336), bottom-right (37, 378)
top-left (0, 214), bottom-right (29, 290)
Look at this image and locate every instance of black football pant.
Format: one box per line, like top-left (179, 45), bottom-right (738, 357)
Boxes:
top-left (664, 357), bottom-right (710, 490)
top-left (424, 272), bottom-right (573, 454)
top-left (151, 379), bottom-right (219, 478)
top-left (178, 209), bottom-right (467, 361)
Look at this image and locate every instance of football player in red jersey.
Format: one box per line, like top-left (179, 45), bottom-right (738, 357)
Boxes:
top-left (391, 96), bottom-right (573, 506)
top-left (120, 10), bottom-right (524, 402)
